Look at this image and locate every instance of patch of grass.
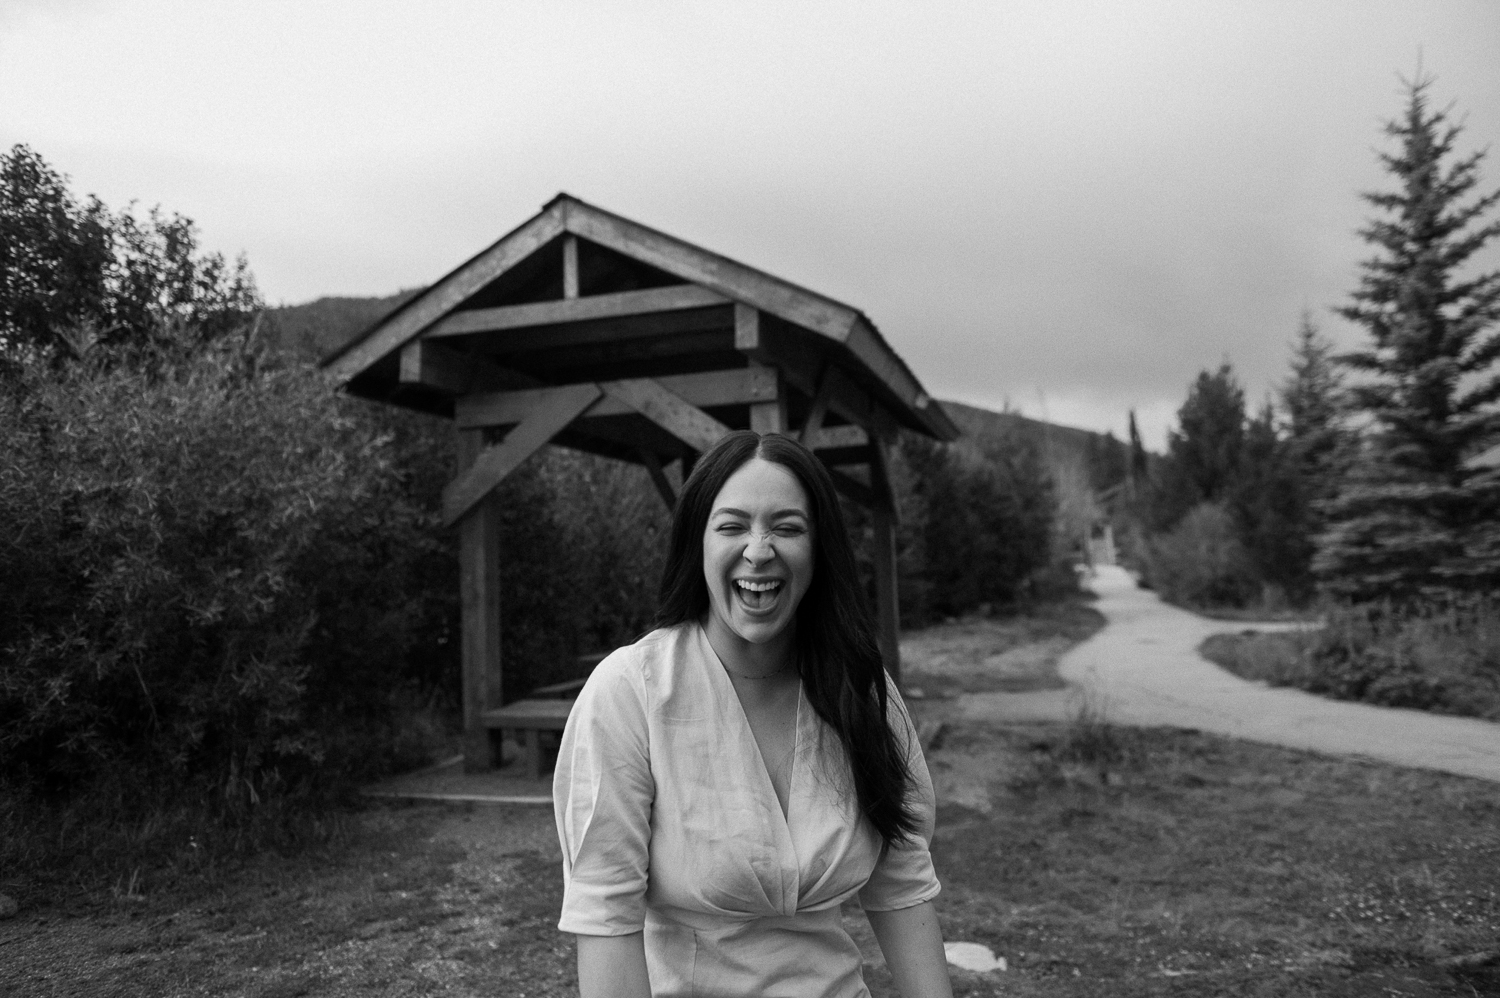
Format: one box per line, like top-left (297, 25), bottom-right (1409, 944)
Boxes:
top-left (1199, 630), bottom-right (1314, 686)
top-left (1201, 597), bottom-right (1500, 721)
top-left (7, 725), bottom-right (1499, 997)
top-left (921, 723), bottom-right (1500, 997)
top-left (0, 803), bottom-right (574, 998)
top-left (1190, 606), bottom-right (1320, 623)
top-left (901, 597), bottom-right (1107, 698)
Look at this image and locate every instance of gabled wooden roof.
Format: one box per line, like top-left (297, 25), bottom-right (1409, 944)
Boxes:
top-left (322, 193), bottom-right (957, 443)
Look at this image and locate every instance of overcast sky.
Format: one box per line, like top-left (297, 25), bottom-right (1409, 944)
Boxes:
top-left (3, 0), bottom-right (1498, 447)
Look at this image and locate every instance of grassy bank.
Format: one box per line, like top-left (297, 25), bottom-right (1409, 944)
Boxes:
top-left (900, 597), bottom-right (1106, 698)
top-left (909, 723), bottom-right (1500, 997)
top-left (1200, 596), bottom-right (1500, 721)
top-left (8, 603), bottom-right (1497, 997)
top-left (6, 722), bottom-right (1497, 997)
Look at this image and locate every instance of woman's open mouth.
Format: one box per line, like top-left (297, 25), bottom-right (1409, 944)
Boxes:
top-left (734, 579), bottom-right (783, 612)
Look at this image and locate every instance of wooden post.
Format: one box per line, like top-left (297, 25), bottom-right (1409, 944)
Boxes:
top-left (872, 504), bottom-right (900, 686)
top-left (748, 365), bottom-right (785, 434)
top-left (562, 235), bottom-right (579, 299)
top-left (737, 306), bottom-right (786, 434)
top-left (869, 435), bottom-right (901, 684)
top-left (456, 428), bottom-right (502, 772)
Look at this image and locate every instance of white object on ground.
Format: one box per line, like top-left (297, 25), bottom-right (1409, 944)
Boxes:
top-left (944, 941), bottom-right (1007, 972)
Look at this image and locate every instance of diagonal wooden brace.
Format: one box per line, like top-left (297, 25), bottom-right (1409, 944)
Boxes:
top-left (442, 382), bottom-right (603, 526)
top-left (602, 378), bottom-right (732, 454)
top-left (638, 448), bottom-right (678, 509)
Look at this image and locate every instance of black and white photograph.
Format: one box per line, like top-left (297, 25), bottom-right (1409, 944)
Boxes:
top-left (3, 2), bottom-right (1499, 995)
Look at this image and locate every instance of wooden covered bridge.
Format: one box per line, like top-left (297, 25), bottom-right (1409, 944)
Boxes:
top-left (324, 195), bottom-right (957, 772)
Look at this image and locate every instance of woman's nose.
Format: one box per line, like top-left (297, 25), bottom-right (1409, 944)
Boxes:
top-left (742, 532), bottom-right (776, 564)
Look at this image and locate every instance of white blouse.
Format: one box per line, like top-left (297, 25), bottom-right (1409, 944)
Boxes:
top-left (554, 622), bottom-right (940, 998)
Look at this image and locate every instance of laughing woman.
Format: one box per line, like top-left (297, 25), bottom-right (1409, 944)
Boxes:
top-left (553, 431), bottom-right (953, 998)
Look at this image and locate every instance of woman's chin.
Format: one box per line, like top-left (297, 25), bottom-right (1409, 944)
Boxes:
top-left (718, 606), bottom-right (794, 647)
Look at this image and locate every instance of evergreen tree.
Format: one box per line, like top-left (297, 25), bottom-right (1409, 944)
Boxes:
top-left (1229, 401), bottom-right (1302, 601)
top-left (1316, 76), bottom-right (1500, 600)
top-left (1257, 314), bottom-right (1351, 601)
top-left (1282, 313), bottom-right (1349, 482)
top-left (1126, 409), bottom-right (1149, 492)
top-left (1087, 430), bottom-right (1128, 493)
top-left (1148, 364), bottom-right (1246, 531)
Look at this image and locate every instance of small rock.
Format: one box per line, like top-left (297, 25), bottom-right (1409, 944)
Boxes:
top-left (944, 941), bottom-right (1006, 972)
top-left (0, 894), bottom-right (18, 919)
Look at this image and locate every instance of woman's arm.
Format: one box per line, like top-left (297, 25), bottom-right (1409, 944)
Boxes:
top-left (866, 901), bottom-right (954, 998)
top-left (576, 931), bottom-right (651, 998)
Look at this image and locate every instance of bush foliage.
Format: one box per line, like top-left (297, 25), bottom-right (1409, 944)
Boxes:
top-left (1201, 596), bottom-right (1500, 720)
top-left (0, 336), bottom-right (449, 813)
top-left (1142, 502), bottom-right (1259, 608)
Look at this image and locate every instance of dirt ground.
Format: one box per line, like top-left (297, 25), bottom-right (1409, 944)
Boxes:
top-left (5, 605), bottom-right (1499, 997)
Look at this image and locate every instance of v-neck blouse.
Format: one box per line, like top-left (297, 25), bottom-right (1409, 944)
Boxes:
top-left (554, 623), bottom-right (940, 998)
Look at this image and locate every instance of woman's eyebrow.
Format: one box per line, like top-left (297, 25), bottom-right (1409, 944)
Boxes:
top-left (709, 506), bottom-right (809, 519)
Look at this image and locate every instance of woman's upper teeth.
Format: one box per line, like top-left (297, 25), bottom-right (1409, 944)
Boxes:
top-left (736, 580), bottom-right (782, 592)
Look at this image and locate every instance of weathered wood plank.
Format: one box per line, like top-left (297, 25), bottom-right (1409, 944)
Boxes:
top-left (805, 424), bottom-right (869, 451)
top-left (443, 383), bottom-right (602, 526)
top-left (827, 466), bottom-right (879, 509)
top-left (456, 367), bottom-right (778, 429)
top-left (746, 362), bottom-right (786, 434)
top-left (326, 210), bottom-right (565, 382)
top-left (738, 319), bottom-right (898, 442)
top-left (399, 340), bottom-right (542, 395)
top-left (844, 315), bottom-right (939, 433)
top-left (867, 434), bottom-right (897, 518)
top-left (425, 284), bottom-right (729, 338)
top-left (562, 235), bottom-right (579, 299)
top-left (457, 428), bottom-right (502, 772)
top-left (799, 367), bottom-right (833, 444)
top-left (603, 378), bottom-right (732, 454)
top-left (734, 302), bottom-right (760, 350)
top-left (639, 448), bottom-right (678, 510)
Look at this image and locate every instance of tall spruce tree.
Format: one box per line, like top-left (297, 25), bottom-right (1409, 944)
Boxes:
top-left (1316, 76), bottom-right (1500, 600)
top-left (1263, 315), bottom-right (1351, 600)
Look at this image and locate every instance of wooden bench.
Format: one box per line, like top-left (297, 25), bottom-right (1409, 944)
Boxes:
top-left (481, 653), bottom-right (609, 779)
top-left (481, 698), bottom-right (575, 781)
top-left (526, 677), bottom-right (589, 699)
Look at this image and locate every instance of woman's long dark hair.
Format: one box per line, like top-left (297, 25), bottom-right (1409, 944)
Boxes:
top-left (656, 430), bottom-right (919, 846)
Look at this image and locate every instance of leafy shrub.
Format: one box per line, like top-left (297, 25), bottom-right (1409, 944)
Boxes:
top-left (1143, 501), bottom-right (1260, 608)
top-left (1199, 597), bottom-right (1500, 720)
top-left (0, 330), bottom-right (675, 821)
top-left (0, 336), bottom-right (454, 817)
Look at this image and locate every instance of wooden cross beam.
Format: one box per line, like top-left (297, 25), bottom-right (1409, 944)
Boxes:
top-left (400, 340), bottom-right (541, 394)
top-left (455, 367), bottom-right (776, 429)
top-left (638, 448), bottom-right (678, 509)
top-left (442, 383), bottom-right (602, 526)
top-left (602, 378), bottom-right (732, 454)
top-left (442, 376), bottom-right (734, 527)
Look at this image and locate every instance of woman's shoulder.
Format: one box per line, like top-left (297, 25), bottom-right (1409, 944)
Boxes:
top-left (583, 623), bottom-right (700, 695)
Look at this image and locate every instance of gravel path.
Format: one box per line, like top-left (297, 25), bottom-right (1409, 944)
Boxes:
top-left (955, 565), bottom-right (1500, 784)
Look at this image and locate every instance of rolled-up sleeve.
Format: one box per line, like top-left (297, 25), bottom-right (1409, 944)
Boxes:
top-left (553, 652), bottom-right (655, 935)
top-left (857, 681), bottom-right (941, 911)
